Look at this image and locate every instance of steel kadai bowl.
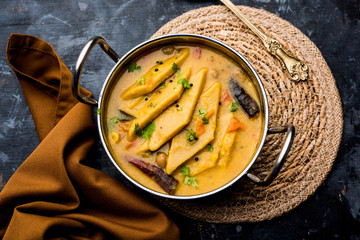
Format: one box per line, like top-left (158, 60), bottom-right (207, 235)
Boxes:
top-left (72, 34), bottom-right (295, 200)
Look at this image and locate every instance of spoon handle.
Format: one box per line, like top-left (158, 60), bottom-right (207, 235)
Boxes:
top-left (220, 0), bottom-right (309, 82)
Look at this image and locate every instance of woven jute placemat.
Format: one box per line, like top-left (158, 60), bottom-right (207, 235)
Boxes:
top-left (151, 5), bottom-right (343, 223)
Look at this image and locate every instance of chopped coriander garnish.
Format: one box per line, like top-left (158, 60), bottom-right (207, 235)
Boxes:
top-left (142, 122), bottom-right (155, 140)
top-left (206, 144), bottom-right (213, 152)
top-left (109, 116), bottom-right (119, 130)
top-left (177, 78), bottom-right (191, 89)
top-left (153, 103), bottom-right (157, 108)
top-left (109, 112), bottom-right (135, 130)
top-left (171, 185), bottom-right (176, 190)
top-left (230, 102), bottom-right (240, 112)
top-left (110, 117), bottom-right (119, 124)
top-left (198, 109), bottom-right (208, 118)
top-left (128, 63), bottom-right (141, 72)
top-left (185, 129), bottom-right (196, 144)
top-left (97, 108), bottom-right (101, 115)
top-left (160, 82), bottom-right (166, 88)
top-left (202, 117), bottom-right (209, 124)
top-left (135, 122), bottom-right (156, 140)
top-left (135, 123), bottom-right (142, 138)
top-left (184, 176), bottom-right (199, 188)
top-left (180, 165), bottom-right (190, 176)
top-left (137, 77), bottom-right (146, 85)
top-left (181, 165), bottom-right (199, 188)
top-left (176, 107), bottom-right (183, 111)
top-left (172, 62), bottom-right (178, 72)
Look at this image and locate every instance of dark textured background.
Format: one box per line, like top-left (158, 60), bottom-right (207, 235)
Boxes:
top-left (0, 0), bottom-right (359, 239)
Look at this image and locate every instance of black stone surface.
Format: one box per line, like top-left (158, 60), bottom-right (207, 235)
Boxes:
top-left (0, 0), bottom-right (359, 239)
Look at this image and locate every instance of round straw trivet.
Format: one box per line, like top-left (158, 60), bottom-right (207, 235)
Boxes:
top-left (151, 5), bottom-right (343, 223)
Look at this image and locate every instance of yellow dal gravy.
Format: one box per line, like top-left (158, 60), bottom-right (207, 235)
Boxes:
top-left (105, 45), bottom-right (263, 196)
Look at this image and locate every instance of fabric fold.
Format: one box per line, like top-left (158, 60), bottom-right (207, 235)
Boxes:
top-left (0, 33), bottom-right (179, 240)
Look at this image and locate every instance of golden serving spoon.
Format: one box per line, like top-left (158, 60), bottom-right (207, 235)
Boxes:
top-left (220, 0), bottom-right (309, 82)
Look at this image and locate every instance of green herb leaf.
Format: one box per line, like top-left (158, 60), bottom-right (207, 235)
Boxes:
top-left (97, 108), bottom-right (101, 115)
top-left (202, 117), bottom-right (209, 124)
top-left (198, 109), bottom-right (208, 118)
top-left (128, 63), bottom-right (141, 72)
top-left (109, 112), bottom-right (135, 131)
top-left (110, 117), bottom-right (119, 124)
top-left (180, 165), bottom-right (190, 176)
top-left (137, 77), bottom-right (146, 85)
top-left (160, 82), bottom-right (166, 88)
top-left (109, 116), bottom-right (119, 131)
top-left (181, 165), bottom-right (198, 188)
top-left (177, 78), bottom-right (191, 89)
top-left (134, 122), bottom-right (155, 140)
top-left (184, 176), bottom-right (199, 188)
top-left (176, 107), bottom-right (183, 111)
top-left (142, 122), bottom-right (155, 140)
top-left (206, 144), bottom-right (213, 152)
top-left (230, 102), bottom-right (240, 112)
top-left (185, 129), bottom-right (196, 144)
top-left (172, 62), bottom-right (178, 72)
top-left (135, 123), bottom-right (142, 138)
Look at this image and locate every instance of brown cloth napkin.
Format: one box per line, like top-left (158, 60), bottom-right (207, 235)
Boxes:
top-left (0, 33), bottom-right (180, 240)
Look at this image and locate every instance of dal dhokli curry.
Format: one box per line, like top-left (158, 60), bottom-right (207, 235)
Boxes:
top-left (105, 45), bottom-right (262, 196)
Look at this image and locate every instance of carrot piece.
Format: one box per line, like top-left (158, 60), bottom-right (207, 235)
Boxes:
top-left (195, 109), bottom-right (215, 137)
top-left (226, 118), bottom-right (244, 133)
top-left (205, 109), bottom-right (215, 118)
top-left (196, 119), bottom-right (206, 137)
